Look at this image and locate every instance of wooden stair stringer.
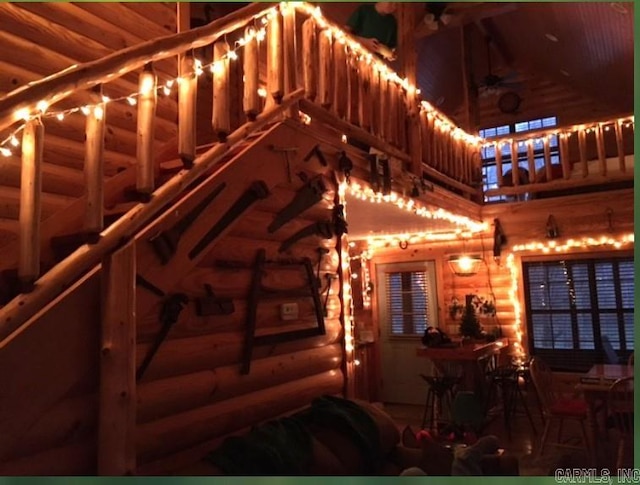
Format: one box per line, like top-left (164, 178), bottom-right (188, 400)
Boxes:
top-left (134, 120), bottom-right (322, 323)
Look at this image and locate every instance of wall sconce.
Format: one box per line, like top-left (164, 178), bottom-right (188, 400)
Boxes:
top-left (448, 254), bottom-right (483, 277)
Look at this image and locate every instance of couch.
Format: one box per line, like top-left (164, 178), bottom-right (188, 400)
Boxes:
top-left (179, 396), bottom-right (519, 476)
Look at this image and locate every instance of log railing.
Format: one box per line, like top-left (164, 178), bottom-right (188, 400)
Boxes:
top-left (292, 4), bottom-right (483, 196)
top-left (483, 115), bottom-right (635, 198)
top-left (0, 1), bottom-right (486, 335)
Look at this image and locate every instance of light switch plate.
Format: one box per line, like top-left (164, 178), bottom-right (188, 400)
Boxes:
top-left (280, 302), bottom-right (299, 321)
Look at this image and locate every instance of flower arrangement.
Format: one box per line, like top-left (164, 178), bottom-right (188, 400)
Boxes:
top-left (448, 294), bottom-right (496, 320)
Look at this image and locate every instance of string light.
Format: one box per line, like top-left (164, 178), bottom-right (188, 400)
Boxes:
top-left (506, 232), bottom-right (634, 361)
top-left (511, 233), bottom-right (634, 254)
top-left (0, 15), bottom-right (270, 157)
top-left (481, 115), bottom-right (634, 150)
top-left (348, 182), bottom-right (487, 234)
top-left (1, 1), bottom-right (633, 163)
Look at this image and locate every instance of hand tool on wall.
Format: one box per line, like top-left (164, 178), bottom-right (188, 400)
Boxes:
top-left (148, 182), bottom-right (226, 264)
top-left (188, 180), bottom-right (270, 260)
top-left (268, 176), bottom-right (328, 233)
top-left (279, 221), bottom-right (334, 253)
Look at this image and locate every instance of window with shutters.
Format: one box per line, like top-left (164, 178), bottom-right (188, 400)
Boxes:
top-left (523, 256), bottom-right (634, 371)
top-left (380, 261), bottom-right (438, 337)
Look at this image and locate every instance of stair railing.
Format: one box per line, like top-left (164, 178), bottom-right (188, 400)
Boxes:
top-left (0, 2), bottom-right (484, 344)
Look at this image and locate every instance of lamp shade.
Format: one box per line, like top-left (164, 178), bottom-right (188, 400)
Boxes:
top-left (448, 254), bottom-right (482, 277)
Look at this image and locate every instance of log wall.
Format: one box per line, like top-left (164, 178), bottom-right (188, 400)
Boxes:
top-left (356, 188), bottom-right (634, 394)
top-left (0, 2), bottom-right (179, 271)
top-left (0, 121), bottom-right (346, 474)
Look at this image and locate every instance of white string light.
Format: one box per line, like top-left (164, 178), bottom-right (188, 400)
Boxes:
top-left (1, 1), bottom-right (633, 163)
top-left (348, 182), bottom-right (487, 234)
top-left (0, 13), bottom-right (271, 157)
top-left (506, 232), bottom-right (634, 360)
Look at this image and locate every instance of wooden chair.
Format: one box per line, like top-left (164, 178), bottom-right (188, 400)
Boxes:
top-left (607, 376), bottom-right (634, 471)
top-left (529, 358), bottom-right (591, 460)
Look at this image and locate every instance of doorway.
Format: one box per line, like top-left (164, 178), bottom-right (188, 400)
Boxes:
top-left (376, 260), bottom-right (440, 404)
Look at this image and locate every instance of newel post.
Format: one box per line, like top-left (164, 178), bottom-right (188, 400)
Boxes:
top-left (243, 26), bottom-right (261, 120)
top-left (98, 240), bottom-right (137, 475)
top-left (212, 41), bottom-right (231, 141)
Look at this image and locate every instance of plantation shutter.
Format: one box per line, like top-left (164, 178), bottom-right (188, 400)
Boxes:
top-left (385, 269), bottom-right (432, 336)
top-left (523, 256), bottom-right (634, 371)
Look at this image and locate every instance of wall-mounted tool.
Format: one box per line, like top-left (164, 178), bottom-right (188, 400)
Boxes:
top-left (241, 249), bottom-right (325, 374)
top-left (279, 221), bottom-right (334, 253)
top-left (195, 283), bottom-right (235, 316)
top-left (338, 151), bottom-right (354, 183)
top-left (369, 154), bottom-right (391, 194)
top-left (271, 144), bottom-right (299, 183)
top-left (149, 182), bottom-right (226, 264)
top-left (303, 144), bottom-right (328, 167)
top-left (188, 180), bottom-right (270, 260)
top-left (332, 204), bottom-right (348, 237)
top-left (546, 215), bottom-right (559, 239)
top-left (136, 288), bottom-right (189, 381)
top-left (268, 176), bottom-right (327, 233)
top-left (493, 218), bottom-right (507, 259)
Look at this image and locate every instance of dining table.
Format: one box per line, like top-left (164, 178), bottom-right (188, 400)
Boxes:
top-left (576, 363), bottom-right (633, 466)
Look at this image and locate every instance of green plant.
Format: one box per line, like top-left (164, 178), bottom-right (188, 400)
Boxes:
top-left (459, 294), bottom-right (482, 338)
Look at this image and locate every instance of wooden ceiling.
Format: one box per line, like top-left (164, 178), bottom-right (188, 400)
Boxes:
top-left (319, 2), bottom-right (634, 130)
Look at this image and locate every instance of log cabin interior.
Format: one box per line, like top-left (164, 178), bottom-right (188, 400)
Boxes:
top-left (0, 1), bottom-right (634, 477)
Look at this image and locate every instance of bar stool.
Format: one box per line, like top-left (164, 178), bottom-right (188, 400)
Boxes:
top-left (484, 363), bottom-right (537, 440)
top-left (420, 373), bottom-right (461, 432)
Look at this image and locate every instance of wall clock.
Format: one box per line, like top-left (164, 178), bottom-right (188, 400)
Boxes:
top-left (498, 91), bottom-right (521, 114)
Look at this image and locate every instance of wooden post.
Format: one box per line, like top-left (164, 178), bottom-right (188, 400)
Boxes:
top-left (526, 140), bottom-right (536, 184)
top-left (281, 4), bottom-right (297, 118)
top-left (347, 52), bottom-right (359, 125)
top-left (136, 63), bottom-right (157, 198)
top-left (578, 129), bottom-right (588, 177)
top-left (357, 58), bottom-right (369, 129)
top-left (18, 118), bottom-right (44, 290)
top-left (212, 41), bottom-right (231, 141)
top-left (333, 40), bottom-right (347, 119)
top-left (614, 120), bottom-right (626, 173)
top-left (266, 8), bottom-right (283, 105)
top-left (595, 123), bottom-right (606, 176)
top-left (510, 141), bottom-right (520, 186)
top-left (302, 18), bottom-right (317, 102)
top-left (318, 30), bottom-right (332, 109)
top-left (370, 67), bottom-right (380, 136)
top-left (387, 82), bottom-right (398, 146)
top-left (178, 53), bottom-right (197, 166)
top-left (379, 75), bottom-right (388, 141)
top-left (85, 85), bottom-right (106, 236)
top-left (559, 134), bottom-right (571, 179)
top-left (243, 27), bottom-right (261, 120)
top-left (543, 136), bottom-right (552, 182)
top-left (495, 142), bottom-right (504, 187)
top-left (99, 240), bottom-right (136, 475)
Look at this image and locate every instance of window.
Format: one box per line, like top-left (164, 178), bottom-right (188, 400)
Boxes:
top-left (378, 262), bottom-right (438, 336)
top-left (523, 256), bottom-right (634, 371)
top-left (480, 116), bottom-right (559, 203)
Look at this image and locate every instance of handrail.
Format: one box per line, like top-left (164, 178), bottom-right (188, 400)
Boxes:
top-left (0, 2), bottom-right (274, 134)
top-left (0, 89), bottom-right (304, 347)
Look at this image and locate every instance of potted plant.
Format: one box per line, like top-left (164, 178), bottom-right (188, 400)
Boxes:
top-left (459, 294), bottom-right (482, 341)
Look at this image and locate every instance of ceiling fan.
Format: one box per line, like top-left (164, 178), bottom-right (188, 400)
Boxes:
top-left (476, 37), bottom-right (522, 98)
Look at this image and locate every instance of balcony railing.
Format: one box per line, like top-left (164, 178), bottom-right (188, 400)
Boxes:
top-left (482, 115), bottom-right (635, 199)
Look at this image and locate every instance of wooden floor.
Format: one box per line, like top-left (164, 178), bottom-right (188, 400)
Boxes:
top-left (381, 386), bottom-right (633, 476)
